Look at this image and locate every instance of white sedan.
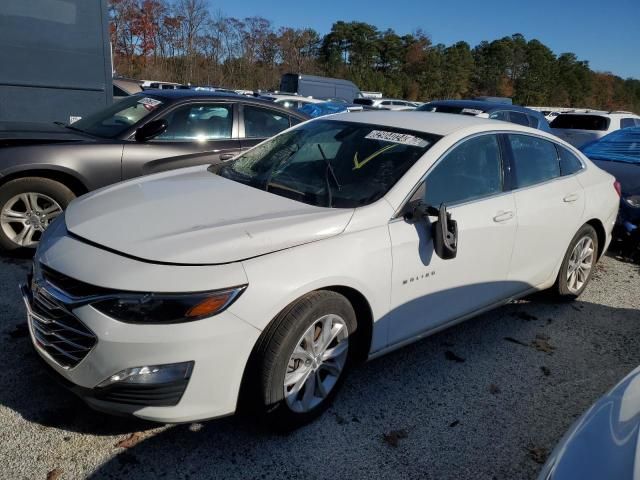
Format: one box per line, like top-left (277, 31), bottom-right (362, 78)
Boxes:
top-left (24, 112), bottom-right (619, 429)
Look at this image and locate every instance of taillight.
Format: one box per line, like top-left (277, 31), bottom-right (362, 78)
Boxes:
top-left (613, 180), bottom-right (622, 198)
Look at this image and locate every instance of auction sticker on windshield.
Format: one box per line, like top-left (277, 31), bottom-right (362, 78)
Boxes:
top-left (365, 130), bottom-right (429, 148)
top-left (138, 97), bottom-right (163, 111)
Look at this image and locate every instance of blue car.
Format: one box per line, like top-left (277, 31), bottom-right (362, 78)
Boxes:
top-left (581, 127), bottom-right (640, 242)
top-left (538, 365), bottom-right (640, 479)
top-left (416, 99), bottom-right (552, 132)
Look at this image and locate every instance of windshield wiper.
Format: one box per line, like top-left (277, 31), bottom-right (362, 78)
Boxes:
top-left (317, 144), bottom-right (342, 208)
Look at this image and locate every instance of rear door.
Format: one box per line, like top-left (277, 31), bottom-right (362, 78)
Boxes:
top-left (506, 134), bottom-right (585, 287)
top-left (121, 101), bottom-right (241, 178)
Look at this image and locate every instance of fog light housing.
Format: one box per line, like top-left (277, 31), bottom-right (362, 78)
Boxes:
top-left (97, 361), bottom-right (194, 388)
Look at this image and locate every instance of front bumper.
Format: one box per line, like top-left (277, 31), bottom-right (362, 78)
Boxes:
top-left (21, 279), bottom-right (261, 423)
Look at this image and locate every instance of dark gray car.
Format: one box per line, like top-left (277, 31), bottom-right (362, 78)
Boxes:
top-left (0, 90), bottom-right (309, 250)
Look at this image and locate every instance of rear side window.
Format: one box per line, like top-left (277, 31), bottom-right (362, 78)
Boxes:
top-left (557, 146), bottom-right (583, 176)
top-left (424, 134), bottom-right (503, 206)
top-left (508, 111), bottom-right (529, 126)
top-left (508, 134), bottom-right (560, 188)
top-left (489, 111), bottom-right (509, 121)
top-left (526, 115), bottom-right (540, 129)
top-left (550, 115), bottom-right (610, 131)
top-left (621, 118), bottom-right (637, 129)
top-left (244, 106), bottom-right (290, 138)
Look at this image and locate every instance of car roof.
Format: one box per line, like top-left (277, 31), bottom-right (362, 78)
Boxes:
top-left (322, 111), bottom-right (513, 136)
top-left (426, 99), bottom-right (539, 114)
top-left (138, 90), bottom-right (310, 118)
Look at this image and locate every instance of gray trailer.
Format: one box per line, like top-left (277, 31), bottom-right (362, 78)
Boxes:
top-left (0, 0), bottom-right (112, 124)
top-left (280, 74), bottom-right (362, 103)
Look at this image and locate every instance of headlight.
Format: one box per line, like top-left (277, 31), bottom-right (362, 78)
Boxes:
top-left (92, 286), bottom-right (246, 324)
top-left (624, 195), bottom-right (640, 208)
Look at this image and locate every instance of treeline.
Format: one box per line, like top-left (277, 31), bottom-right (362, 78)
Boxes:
top-left (109, 0), bottom-right (640, 111)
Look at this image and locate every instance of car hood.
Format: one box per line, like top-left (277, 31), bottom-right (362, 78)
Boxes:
top-left (591, 159), bottom-right (640, 196)
top-left (0, 121), bottom-right (94, 146)
top-left (539, 366), bottom-right (640, 480)
top-left (65, 167), bottom-right (354, 265)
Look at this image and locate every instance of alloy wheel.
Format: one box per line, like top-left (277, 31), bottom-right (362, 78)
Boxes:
top-left (0, 193), bottom-right (63, 247)
top-left (566, 236), bottom-right (595, 294)
top-left (283, 314), bottom-right (349, 413)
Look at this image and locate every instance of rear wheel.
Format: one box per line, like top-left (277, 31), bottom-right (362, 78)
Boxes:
top-left (253, 291), bottom-right (356, 430)
top-left (554, 224), bottom-right (598, 299)
top-left (0, 177), bottom-right (74, 251)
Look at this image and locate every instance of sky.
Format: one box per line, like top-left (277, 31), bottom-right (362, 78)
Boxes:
top-left (210, 0), bottom-right (640, 79)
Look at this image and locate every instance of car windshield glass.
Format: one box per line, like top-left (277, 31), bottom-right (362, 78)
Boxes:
top-left (71, 95), bottom-right (163, 138)
top-left (582, 128), bottom-right (640, 164)
top-left (216, 120), bottom-right (439, 208)
top-left (550, 114), bottom-right (610, 131)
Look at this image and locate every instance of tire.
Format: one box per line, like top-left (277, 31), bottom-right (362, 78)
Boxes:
top-left (252, 291), bottom-right (357, 431)
top-left (553, 224), bottom-right (599, 299)
top-left (0, 177), bottom-right (75, 251)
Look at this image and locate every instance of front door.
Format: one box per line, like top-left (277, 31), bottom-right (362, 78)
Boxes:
top-left (122, 102), bottom-right (242, 179)
top-left (387, 133), bottom-right (519, 346)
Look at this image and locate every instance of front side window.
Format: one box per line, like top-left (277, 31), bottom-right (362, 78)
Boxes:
top-left (154, 103), bottom-right (233, 141)
top-left (424, 134), bottom-right (503, 206)
top-left (508, 134), bottom-right (560, 188)
top-left (217, 120), bottom-right (439, 208)
top-left (557, 146), bottom-right (584, 175)
top-left (244, 106), bottom-right (290, 138)
top-left (621, 118), bottom-right (637, 129)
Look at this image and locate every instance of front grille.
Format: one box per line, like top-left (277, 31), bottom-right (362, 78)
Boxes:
top-left (29, 282), bottom-right (97, 369)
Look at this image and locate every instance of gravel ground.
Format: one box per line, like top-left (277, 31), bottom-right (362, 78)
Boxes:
top-left (0, 251), bottom-right (639, 480)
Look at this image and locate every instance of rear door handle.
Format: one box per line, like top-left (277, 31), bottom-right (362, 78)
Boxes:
top-left (219, 153), bottom-right (236, 161)
top-left (563, 193), bottom-right (580, 203)
top-left (493, 210), bottom-right (514, 223)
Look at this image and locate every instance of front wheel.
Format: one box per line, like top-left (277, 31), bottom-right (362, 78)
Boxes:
top-left (253, 291), bottom-right (357, 430)
top-left (0, 177), bottom-right (74, 251)
top-left (554, 224), bottom-right (598, 299)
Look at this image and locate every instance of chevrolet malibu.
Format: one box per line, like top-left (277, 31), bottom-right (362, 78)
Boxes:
top-left (23, 112), bottom-right (619, 429)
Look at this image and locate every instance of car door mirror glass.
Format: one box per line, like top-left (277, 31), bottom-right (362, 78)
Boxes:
top-left (432, 204), bottom-right (458, 260)
top-left (135, 119), bottom-right (168, 142)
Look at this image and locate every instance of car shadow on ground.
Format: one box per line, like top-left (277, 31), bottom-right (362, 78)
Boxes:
top-left (2, 280), bottom-right (640, 479)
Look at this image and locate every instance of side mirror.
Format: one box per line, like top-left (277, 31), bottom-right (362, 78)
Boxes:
top-left (432, 204), bottom-right (458, 260)
top-left (135, 119), bottom-right (168, 142)
top-left (402, 200), bottom-right (458, 260)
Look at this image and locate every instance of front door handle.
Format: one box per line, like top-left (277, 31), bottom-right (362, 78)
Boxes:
top-left (563, 193), bottom-right (580, 203)
top-left (219, 153), bottom-right (236, 161)
top-left (493, 210), bottom-right (514, 223)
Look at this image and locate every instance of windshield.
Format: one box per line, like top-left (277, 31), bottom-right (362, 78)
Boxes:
top-left (216, 120), bottom-right (439, 208)
top-left (550, 114), bottom-right (610, 131)
top-left (582, 128), bottom-right (640, 164)
top-left (71, 95), bottom-right (164, 138)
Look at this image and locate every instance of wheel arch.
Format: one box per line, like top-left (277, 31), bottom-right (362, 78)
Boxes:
top-left (585, 218), bottom-right (606, 260)
top-left (235, 284), bottom-right (375, 415)
top-left (0, 168), bottom-right (89, 197)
